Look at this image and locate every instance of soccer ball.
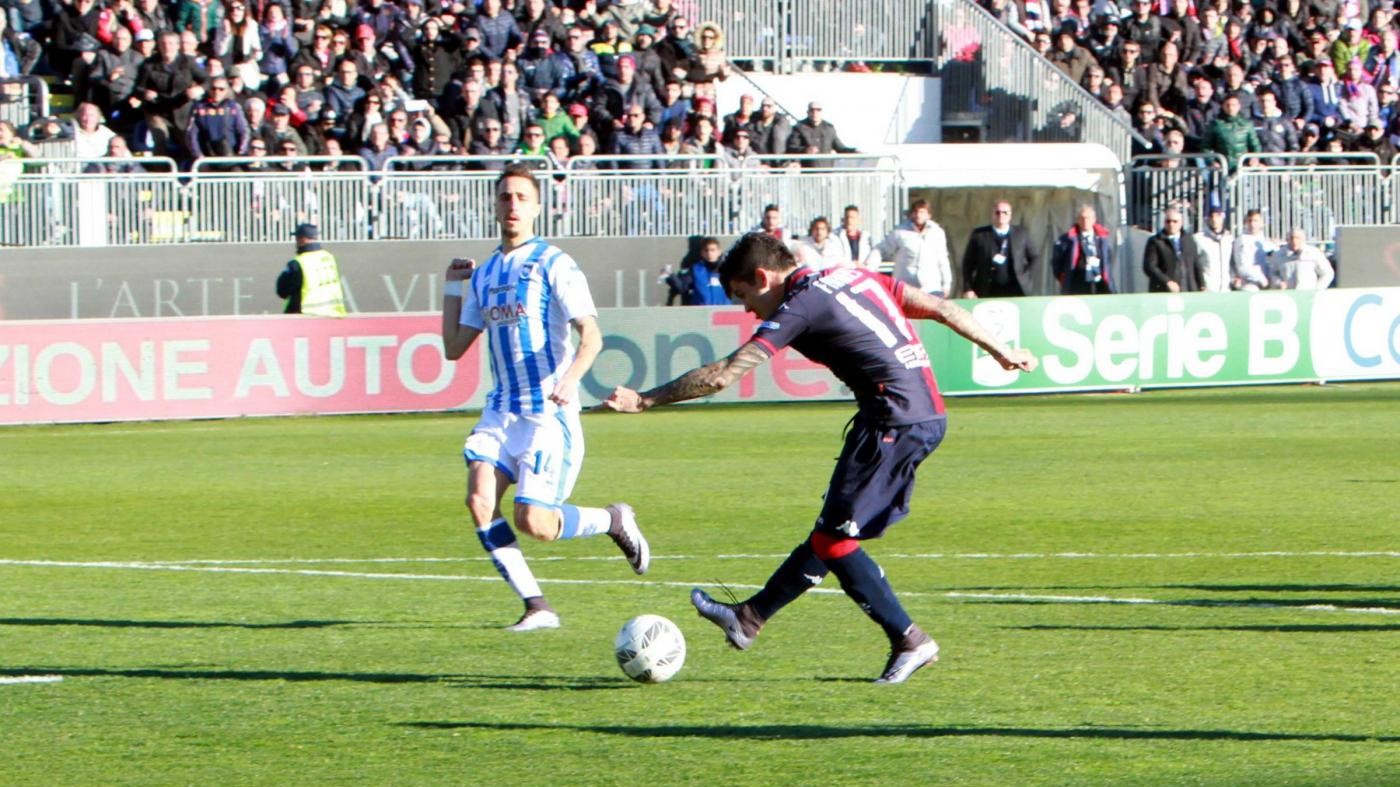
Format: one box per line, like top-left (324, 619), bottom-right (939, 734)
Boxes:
top-left (614, 614), bottom-right (686, 684)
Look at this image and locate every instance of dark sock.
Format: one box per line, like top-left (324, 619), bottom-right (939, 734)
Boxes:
top-left (747, 540), bottom-right (830, 621)
top-left (822, 547), bottom-right (912, 643)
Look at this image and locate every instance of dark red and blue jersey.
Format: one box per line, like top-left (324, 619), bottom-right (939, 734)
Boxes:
top-left (749, 266), bottom-right (946, 426)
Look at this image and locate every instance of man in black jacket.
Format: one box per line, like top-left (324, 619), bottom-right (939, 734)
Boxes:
top-left (960, 200), bottom-right (1039, 298)
top-left (1142, 207), bottom-right (1204, 292)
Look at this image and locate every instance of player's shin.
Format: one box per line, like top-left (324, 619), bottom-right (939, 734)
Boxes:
top-left (476, 517), bottom-right (544, 601)
top-left (558, 504), bottom-right (612, 539)
top-left (747, 540), bottom-right (829, 621)
top-left (811, 532), bottom-right (913, 643)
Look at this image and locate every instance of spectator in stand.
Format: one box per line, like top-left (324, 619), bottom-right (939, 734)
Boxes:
top-left (1133, 101), bottom-right (1167, 154)
top-left (1052, 204), bottom-right (1114, 294)
top-left (794, 216), bottom-right (849, 268)
top-left (589, 17), bottom-right (633, 78)
top-left (656, 78), bottom-right (691, 130)
top-left (566, 101), bottom-right (595, 141)
top-left (610, 101), bottom-right (662, 167)
top-left (665, 236), bottom-right (730, 305)
top-left (324, 56), bottom-right (365, 124)
top-left (519, 28), bottom-right (561, 99)
top-left (1193, 206), bottom-right (1235, 293)
top-left (1182, 75), bottom-right (1219, 146)
top-left (1219, 62), bottom-right (1257, 119)
top-left (653, 14), bottom-right (696, 82)
top-left (1331, 18), bottom-right (1371, 74)
top-left (1231, 209), bottom-right (1275, 290)
top-left (489, 61), bottom-right (534, 143)
top-left (474, 0), bottom-right (522, 60)
top-left (1309, 60), bottom-right (1346, 132)
top-left (213, 1), bottom-right (262, 91)
top-left (1081, 64), bottom-right (1108, 98)
top-left (722, 93), bottom-right (756, 145)
top-left (89, 25), bottom-right (140, 115)
top-left (262, 102), bottom-right (305, 155)
top-left (1204, 94), bottom-right (1261, 172)
top-left (291, 24), bottom-right (336, 82)
top-left (358, 121), bottom-right (399, 170)
top-left (1049, 24), bottom-right (1094, 84)
top-left (961, 199), bottom-right (1039, 298)
top-left (1111, 40), bottom-right (1147, 110)
top-left (174, 0), bottom-right (223, 44)
top-left (72, 102), bottom-right (116, 160)
top-left (553, 24), bottom-right (603, 102)
top-left (1123, 0), bottom-right (1164, 62)
top-left (835, 205), bottom-right (882, 269)
top-left (100, 134), bottom-right (146, 172)
top-left (879, 198), bottom-right (953, 296)
top-left (1144, 39), bottom-right (1190, 117)
top-left (535, 92), bottom-right (575, 143)
top-left (1254, 89), bottom-right (1300, 164)
top-left (515, 121), bottom-right (548, 158)
top-left (681, 114), bottom-right (720, 165)
top-left (130, 0), bottom-right (172, 37)
top-left (443, 79), bottom-right (496, 144)
top-left (259, 4), bottom-right (297, 83)
top-left (1356, 120), bottom-right (1398, 161)
top-left (1102, 82), bottom-right (1131, 125)
top-left (1339, 57), bottom-right (1380, 129)
top-left (468, 118), bottom-right (510, 167)
top-left (1367, 30), bottom-right (1399, 93)
top-left (186, 75), bottom-right (250, 159)
top-left (51, 0), bottom-right (100, 78)
top-left (755, 203), bottom-right (791, 246)
top-left (517, 0), bottom-right (566, 48)
top-left (786, 101), bottom-right (855, 167)
top-left (292, 65), bottom-right (324, 115)
top-left (303, 109), bottom-right (341, 155)
top-left (721, 125), bottom-right (763, 170)
top-left (688, 21), bottom-right (730, 84)
top-left (0, 13), bottom-right (40, 78)
top-left (411, 18), bottom-right (461, 103)
top-left (1161, 0), bottom-right (1200, 63)
top-left (132, 30), bottom-right (207, 157)
top-left (598, 54), bottom-right (659, 128)
top-left (630, 25), bottom-right (667, 99)
top-left (349, 24), bottom-right (391, 85)
top-left (1268, 228), bottom-right (1335, 290)
top-left (1274, 57), bottom-right (1315, 128)
top-left (1196, 6), bottom-right (1228, 65)
top-left (1142, 207), bottom-right (1203, 292)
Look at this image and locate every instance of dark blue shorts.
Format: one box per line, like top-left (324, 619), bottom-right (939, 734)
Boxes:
top-left (814, 415), bottom-right (946, 541)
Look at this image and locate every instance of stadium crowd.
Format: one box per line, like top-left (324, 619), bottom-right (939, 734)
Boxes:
top-left (983, 0), bottom-right (1400, 165)
top-left (0, 0), bottom-right (865, 170)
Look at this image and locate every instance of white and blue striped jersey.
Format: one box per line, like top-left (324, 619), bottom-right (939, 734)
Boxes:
top-left (460, 237), bottom-right (598, 415)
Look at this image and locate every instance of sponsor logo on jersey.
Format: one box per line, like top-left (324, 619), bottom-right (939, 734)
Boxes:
top-left (760, 320), bottom-right (781, 330)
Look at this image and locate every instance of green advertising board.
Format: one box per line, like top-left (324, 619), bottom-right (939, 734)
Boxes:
top-left (585, 288), bottom-right (1400, 403)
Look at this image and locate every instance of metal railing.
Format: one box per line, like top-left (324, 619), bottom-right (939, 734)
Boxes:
top-left (0, 76), bottom-right (49, 130)
top-left (0, 153), bottom-right (900, 247)
top-left (1125, 153), bottom-right (1229, 231)
top-left (1230, 153), bottom-right (1393, 248)
top-left (696, 0), bottom-right (1143, 159)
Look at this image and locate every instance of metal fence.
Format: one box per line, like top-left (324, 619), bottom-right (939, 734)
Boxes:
top-left (697, 0), bottom-right (1143, 160)
top-left (0, 76), bottom-right (48, 130)
top-left (1125, 154), bottom-right (1229, 232)
top-left (0, 154), bottom-right (900, 247)
top-left (1126, 152), bottom-right (1397, 248)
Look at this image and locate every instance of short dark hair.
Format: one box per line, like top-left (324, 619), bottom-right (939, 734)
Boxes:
top-left (763, 203), bottom-right (780, 214)
top-left (809, 215), bottom-right (829, 233)
top-left (700, 235), bottom-right (720, 248)
top-left (719, 232), bottom-right (796, 296)
top-left (910, 198), bottom-right (930, 212)
top-left (843, 204), bottom-right (859, 214)
top-left (496, 162), bottom-right (540, 197)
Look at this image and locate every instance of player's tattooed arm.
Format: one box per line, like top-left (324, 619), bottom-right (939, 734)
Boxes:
top-left (602, 341), bottom-right (770, 412)
top-left (900, 287), bottom-right (1039, 373)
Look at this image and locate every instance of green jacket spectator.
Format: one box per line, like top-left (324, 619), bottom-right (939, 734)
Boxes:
top-left (174, 0), bottom-right (224, 42)
top-left (1204, 96), bottom-right (1260, 172)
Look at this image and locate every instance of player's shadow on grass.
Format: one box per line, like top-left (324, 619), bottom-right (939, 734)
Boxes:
top-left (398, 720), bottom-right (1400, 744)
top-left (0, 617), bottom-right (368, 630)
top-left (0, 666), bottom-right (629, 691)
top-left (953, 595), bottom-right (1398, 610)
top-left (1011, 624), bottom-right (1400, 633)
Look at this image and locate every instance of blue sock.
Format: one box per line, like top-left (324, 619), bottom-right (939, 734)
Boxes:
top-left (558, 505), bottom-right (611, 540)
top-left (822, 547), bottom-right (912, 643)
top-left (476, 518), bottom-right (542, 600)
top-left (748, 540), bottom-right (829, 621)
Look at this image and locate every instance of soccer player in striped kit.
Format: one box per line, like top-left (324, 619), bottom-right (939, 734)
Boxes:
top-left (441, 163), bottom-right (650, 631)
top-left (602, 233), bottom-right (1037, 683)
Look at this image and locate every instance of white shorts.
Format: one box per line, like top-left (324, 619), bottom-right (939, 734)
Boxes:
top-left (464, 407), bottom-right (585, 509)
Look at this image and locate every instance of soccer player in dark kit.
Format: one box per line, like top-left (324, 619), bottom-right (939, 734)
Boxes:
top-left (601, 232), bottom-right (1038, 684)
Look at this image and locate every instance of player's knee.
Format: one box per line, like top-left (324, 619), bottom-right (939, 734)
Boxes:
top-left (810, 531), bottom-right (862, 561)
top-left (514, 503), bottom-right (561, 541)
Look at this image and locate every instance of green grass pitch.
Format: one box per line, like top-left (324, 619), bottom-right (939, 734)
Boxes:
top-left (2, 383), bottom-right (1398, 786)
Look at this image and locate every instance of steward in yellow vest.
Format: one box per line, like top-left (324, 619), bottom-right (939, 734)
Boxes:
top-left (276, 223), bottom-right (347, 317)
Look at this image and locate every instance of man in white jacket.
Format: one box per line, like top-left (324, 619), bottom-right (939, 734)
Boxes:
top-left (1231, 209), bottom-right (1276, 291)
top-left (1269, 228), bottom-right (1335, 290)
top-left (835, 205), bottom-right (883, 269)
top-left (1194, 206), bottom-right (1235, 293)
top-left (878, 199), bottom-right (953, 295)
top-left (794, 216), bottom-right (851, 268)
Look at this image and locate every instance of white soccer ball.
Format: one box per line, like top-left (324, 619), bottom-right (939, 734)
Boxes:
top-left (614, 614), bottom-right (686, 684)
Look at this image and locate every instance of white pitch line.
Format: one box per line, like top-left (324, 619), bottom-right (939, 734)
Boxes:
top-left (0, 675), bottom-right (64, 685)
top-left (948, 592), bottom-right (1400, 616)
top-left (3, 560), bottom-right (1398, 614)
top-left (21, 550), bottom-right (1399, 568)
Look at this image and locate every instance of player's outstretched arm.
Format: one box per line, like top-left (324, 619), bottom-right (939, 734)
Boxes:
top-left (442, 258), bottom-right (482, 361)
top-left (900, 287), bottom-right (1038, 373)
top-left (601, 341), bottom-right (770, 413)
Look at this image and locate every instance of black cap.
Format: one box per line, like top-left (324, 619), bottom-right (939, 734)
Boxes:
top-left (293, 223), bottom-right (319, 239)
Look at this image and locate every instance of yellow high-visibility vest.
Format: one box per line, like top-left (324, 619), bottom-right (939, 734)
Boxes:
top-left (294, 249), bottom-right (346, 317)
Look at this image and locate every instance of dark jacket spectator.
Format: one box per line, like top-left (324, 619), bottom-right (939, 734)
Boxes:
top-left (1052, 209), bottom-right (1115, 294)
top-left (1143, 215), bottom-right (1204, 292)
top-left (185, 85), bottom-right (251, 158)
top-left (610, 115), bottom-right (663, 168)
top-left (474, 0), bottom-right (521, 60)
top-left (410, 21), bottom-right (461, 101)
top-left (747, 101), bottom-right (791, 157)
top-left (786, 102), bottom-right (856, 166)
